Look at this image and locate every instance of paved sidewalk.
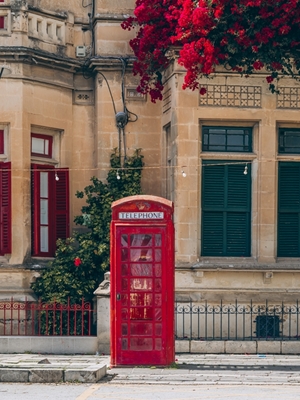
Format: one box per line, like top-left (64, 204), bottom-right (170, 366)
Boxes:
top-left (108, 354), bottom-right (300, 386)
top-left (1, 353), bottom-right (300, 386)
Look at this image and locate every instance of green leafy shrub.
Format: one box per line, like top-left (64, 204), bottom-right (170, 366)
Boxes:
top-left (31, 148), bottom-right (144, 304)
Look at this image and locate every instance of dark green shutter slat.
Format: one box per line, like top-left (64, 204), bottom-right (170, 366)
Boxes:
top-left (278, 162), bottom-right (300, 257)
top-left (202, 165), bottom-right (224, 208)
top-left (202, 161), bottom-right (251, 257)
top-left (278, 164), bottom-right (300, 210)
top-left (277, 213), bottom-right (299, 257)
top-left (227, 164), bottom-right (251, 209)
top-left (202, 212), bottom-right (224, 256)
top-left (227, 212), bottom-right (249, 256)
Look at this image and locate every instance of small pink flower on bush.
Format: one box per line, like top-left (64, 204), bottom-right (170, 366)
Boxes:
top-left (74, 257), bottom-right (82, 267)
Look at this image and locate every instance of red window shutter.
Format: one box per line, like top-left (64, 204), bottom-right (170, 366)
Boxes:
top-left (0, 130), bottom-right (4, 154)
top-left (0, 17), bottom-right (4, 30)
top-left (0, 162), bottom-right (11, 255)
top-left (31, 164), bottom-right (40, 256)
top-left (54, 168), bottom-right (69, 245)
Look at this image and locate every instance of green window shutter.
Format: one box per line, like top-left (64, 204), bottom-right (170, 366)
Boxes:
top-left (202, 211), bottom-right (224, 256)
top-left (278, 162), bottom-right (300, 257)
top-left (202, 161), bottom-right (251, 256)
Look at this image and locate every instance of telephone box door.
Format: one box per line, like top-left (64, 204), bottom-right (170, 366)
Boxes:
top-left (114, 226), bottom-right (171, 365)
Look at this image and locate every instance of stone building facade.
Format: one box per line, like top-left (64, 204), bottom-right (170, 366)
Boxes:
top-left (1, 0), bottom-right (300, 310)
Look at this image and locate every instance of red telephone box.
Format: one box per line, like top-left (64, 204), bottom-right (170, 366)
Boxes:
top-left (110, 195), bottom-right (174, 366)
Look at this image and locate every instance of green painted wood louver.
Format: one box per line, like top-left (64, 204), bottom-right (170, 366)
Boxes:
top-left (278, 162), bottom-right (300, 257)
top-left (202, 161), bottom-right (251, 256)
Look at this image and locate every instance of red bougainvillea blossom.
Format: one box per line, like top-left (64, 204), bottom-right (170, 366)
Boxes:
top-left (74, 257), bottom-right (82, 267)
top-left (122, 0), bottom-right (300, 102)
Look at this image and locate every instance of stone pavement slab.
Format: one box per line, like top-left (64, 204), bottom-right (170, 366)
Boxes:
top-left (0, 354), bottom-right (109, 383)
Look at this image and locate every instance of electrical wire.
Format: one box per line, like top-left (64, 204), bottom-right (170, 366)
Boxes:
top-left (97, 71), bottom-right (117, 115)
top-left (3, 158), bottom-right (289, 173)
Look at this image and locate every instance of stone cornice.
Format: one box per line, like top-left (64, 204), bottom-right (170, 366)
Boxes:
top-left (0, 46), bottom-right (82, 72)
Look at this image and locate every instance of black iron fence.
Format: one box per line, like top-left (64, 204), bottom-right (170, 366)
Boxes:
top-left (175, 300), bottom-right (300, 341)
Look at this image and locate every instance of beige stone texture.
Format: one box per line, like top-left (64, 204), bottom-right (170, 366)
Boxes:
top-left (225, 341), bottom-right (257, 354)
top-left (257, 341), bottom-right (281, 354)
top-left (191, 340), bottom-right (225, 354)
top-left (281, 342), bottom-right (300, 355)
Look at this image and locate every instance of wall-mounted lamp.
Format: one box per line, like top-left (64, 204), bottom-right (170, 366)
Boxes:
top-left (0, 65), bottom-right (12, 79)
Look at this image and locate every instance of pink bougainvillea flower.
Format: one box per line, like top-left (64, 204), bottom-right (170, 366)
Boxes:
top-left (74, 257), bottom-right (82, 267)
top-left (122, 0), bottom-right (300, 102)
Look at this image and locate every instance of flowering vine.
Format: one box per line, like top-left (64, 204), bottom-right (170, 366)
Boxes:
top-left (122, 0), bottom-right (300, 102)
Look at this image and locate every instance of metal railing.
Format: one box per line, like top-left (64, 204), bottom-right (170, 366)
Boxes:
top-left (0, 298), bottom-right (95, 336)
top-left (175, 300), bottom-right (300, 341)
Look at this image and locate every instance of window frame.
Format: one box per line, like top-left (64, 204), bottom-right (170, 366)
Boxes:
top-left (31, 164), bottom-right (69, 257)
top-left (278, 128), bottom-right (300, 154)
top-left (31, 133), bottom-right (53, 158)
top-left (202, 126), bottom-right (252, 153)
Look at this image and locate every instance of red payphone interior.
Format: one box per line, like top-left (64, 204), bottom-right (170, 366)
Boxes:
top-left (110, 195), bottom-right (174, 366)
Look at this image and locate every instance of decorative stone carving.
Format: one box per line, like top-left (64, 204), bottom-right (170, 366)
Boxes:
top-left (11, 11), bottom-right (28, 32)
top-left (277, 87), bottom-right (300, 109)
top-left (199, 84), bottom-right (262, 108)
top-left (73, 90), bottom-right (94, 105)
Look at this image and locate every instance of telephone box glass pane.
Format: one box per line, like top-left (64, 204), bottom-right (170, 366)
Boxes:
top-left (130, 338), bottom-right (153, 351)
top-left (130, 293), bottom-right (153, 306)
top-left (155, 308), bottom-right (162, 321)
top-left (155, 323), bottom-right (162, 336)
top-left (155, 234), bottom-right (162, 246)
top-left (121, 279), bottom-right (128, 291)
top-left (130, 323), bottom-right (153, 335)
top-left (155, 294), bottom-right (162, 306)
top-left (155, 338), bottom-right (162, 350)
top-left (155, 279), bottom-right (162, 291)
top-left (154, 264), bottom-right (162, 277)
top-left (130, 278), bottom-right (152, 291)
top-left (122, 339), bottom-right (128, 350)
top-left (130, 249), bottom-right (152, 261)
top-left (130, 264), bottom-right (152, 276)
top-left (130, 308), bottom-right (153, 320)
top-left (121, 235), bottom-right (128, 246)
top-left (122, 324), bottom-right (128, 335)
top-left (121, 294), bottom-right (128, 305)
top-left (121, 309), bottom-right (128, 320)
top-left (121, 248), bottom-right (128, 261)
top-left (121, 264), bottom-right (128, 275)
top-left (130, 234), bottom-right (152, 247)
top-left (155, 249), bottom-right (161, 261)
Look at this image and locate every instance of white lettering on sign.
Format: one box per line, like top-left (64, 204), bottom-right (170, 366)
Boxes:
top-left (119, 212), bottom-right (164, 220)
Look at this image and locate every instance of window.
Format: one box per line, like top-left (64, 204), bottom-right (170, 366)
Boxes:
top-left (202, 126), bottom-right (252, 152)
top-left (0, 162), bottom-right (11, 255)
top-left (0, 16), bottom-right (4, 29)
top-left (31, 133), bottom-right (53, 158)
top-left (278, 128), bottom-right (300, 154)
top-left (278, 162), bottom-right (300, 257)
top-left (202, 161), bottom-right (251, 256)
top-left (31, 164), bottom-right (69, 257)
top-left (255, 315), bottom-right (280, 338)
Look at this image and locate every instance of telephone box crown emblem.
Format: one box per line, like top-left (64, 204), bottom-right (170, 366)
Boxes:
top-left (135, 201), bottom-right (150, 210)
